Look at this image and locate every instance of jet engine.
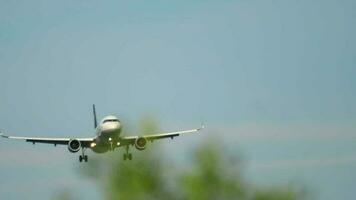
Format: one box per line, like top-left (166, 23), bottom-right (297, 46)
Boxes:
top-left (134, 137), bottom-right (147, 150)
top-left (68, 139), bottom-right (81, 153)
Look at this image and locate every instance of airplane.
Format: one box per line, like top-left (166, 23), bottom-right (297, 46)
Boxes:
top-left (0, 105), bottom-right (203, 162)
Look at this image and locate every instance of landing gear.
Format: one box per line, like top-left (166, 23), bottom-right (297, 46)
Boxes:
top-left (79, 148), bottom-right (88, 162)
top-left (109, 137), bottom-right (113, 151)
top-left (79, 155), bottom-right (88, 162)
top-left (123, 145), bottom-right (132, 161)
top-left (123, 153), bottom-right (132, 161)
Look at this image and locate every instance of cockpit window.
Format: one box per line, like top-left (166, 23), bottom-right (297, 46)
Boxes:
top-left (103, 119), bottom-right (119, 123)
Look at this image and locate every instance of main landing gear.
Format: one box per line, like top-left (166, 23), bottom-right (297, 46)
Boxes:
top-left (123, 145), bottom-right (132, 161)
top-left (79, 148), bottom-right (88, 162)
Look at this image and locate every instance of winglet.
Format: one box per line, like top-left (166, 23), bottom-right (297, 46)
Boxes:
top-left (197, 123), bottom-right (205, 131)
top-left (0, 131), bottom-right (8, 138)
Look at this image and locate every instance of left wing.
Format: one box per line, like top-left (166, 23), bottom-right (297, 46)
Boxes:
top-left (120, 125), bottom-right (204, 145)
top-left (0, 132), bottom-right (94, 147)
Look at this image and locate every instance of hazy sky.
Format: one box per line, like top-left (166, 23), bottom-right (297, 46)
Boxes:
top-left (0, 0), bottom-right (355, 199)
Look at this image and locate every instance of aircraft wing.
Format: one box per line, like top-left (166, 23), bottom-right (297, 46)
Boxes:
top-left (0, 132), bottom-right (94, 147)
top-left (120, 125), bottom-right (203, 145)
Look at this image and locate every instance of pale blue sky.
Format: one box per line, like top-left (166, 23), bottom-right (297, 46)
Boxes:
top-left (0, 0), bottom-right (356, 199)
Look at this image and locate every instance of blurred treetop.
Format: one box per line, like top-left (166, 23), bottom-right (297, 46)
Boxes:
top-left (56, 118), bottom-right (306, 200)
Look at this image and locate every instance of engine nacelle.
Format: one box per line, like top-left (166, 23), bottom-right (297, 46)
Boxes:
top-left (134, 137), bottom-right (147, 151)
top-left (68, 139), bottom-right (81, 153)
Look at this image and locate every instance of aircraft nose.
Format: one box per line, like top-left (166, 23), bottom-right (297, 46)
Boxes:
top-left (115, 122), bottom-right (121, 130)
top-left (110, 122), bottom-right (121, 130)
top-left (102, 122), bottom-right (121, 133)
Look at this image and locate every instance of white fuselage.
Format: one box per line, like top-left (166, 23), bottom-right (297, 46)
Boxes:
top-left (92, 115), bottom-right (122, 153)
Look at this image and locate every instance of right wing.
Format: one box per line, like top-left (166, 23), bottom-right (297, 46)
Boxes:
top-left (120, 125), bottom-right (204, 146)
top-left (0, 132), bottom-right (94, 147)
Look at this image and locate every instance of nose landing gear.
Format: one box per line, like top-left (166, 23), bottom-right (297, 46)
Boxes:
top-left (109, 137), bottom-right (114, 151)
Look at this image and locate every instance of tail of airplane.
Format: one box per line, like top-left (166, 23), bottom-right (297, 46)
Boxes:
top-left (93, 104), bottom-right (98, 129)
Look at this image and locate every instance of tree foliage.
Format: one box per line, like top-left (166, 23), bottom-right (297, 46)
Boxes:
top-left (56, 119), bottom-right (305, 200)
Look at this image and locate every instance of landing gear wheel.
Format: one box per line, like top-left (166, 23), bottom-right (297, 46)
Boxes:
top-left (79, 147), bottom-right (88, 162)
top-left (123, 145), bottom-right (132, 161)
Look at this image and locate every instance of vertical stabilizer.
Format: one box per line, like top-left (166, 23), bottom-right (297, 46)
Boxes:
top-left (93, 104), bottom-right (98, 129)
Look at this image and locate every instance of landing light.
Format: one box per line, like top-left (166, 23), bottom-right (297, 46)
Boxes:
top-left (117, 142), bottom-right (120, 146)
top-left (90, 143), bottom-right (97, 148)
top-left (109, 137), bottom-right (112, 141)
